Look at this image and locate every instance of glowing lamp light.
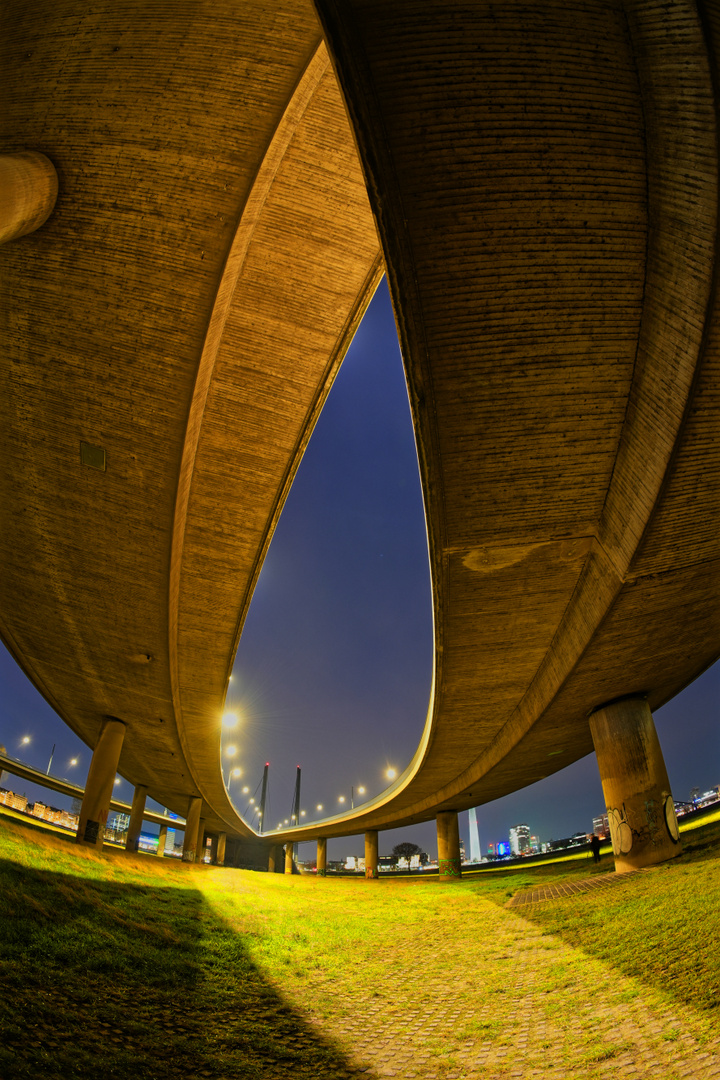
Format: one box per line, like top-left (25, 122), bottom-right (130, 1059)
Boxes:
top-left (338, 796), bottom-right (346, 804)
top-left (242, 786), bottom-right (250, 794)
top-left (358, 786), bottom-right (366, 795)
top-left (316, 804), bottom-right (323, 812)
top-left (249, 798), bottom-right (255, 805)
top-left (222, 711), bottom-right (238, 728)
top-left (114, 777), bottom-right (121, 786)
top-left (231, 767), bottom-right (242, 778)
top-left (21, 736), bottom-right (30, 745)
top-left (386, 768), bottom-right (397, 781)
top-left (69, 758), bottom-right (78, 766)
top-left (300, 810), bottom-right (306, 817)
top-left (225, 744), bottom-right (238, 757)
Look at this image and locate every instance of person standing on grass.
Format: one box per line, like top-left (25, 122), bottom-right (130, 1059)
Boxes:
top-left (590, 834), bottom-right (601, 864)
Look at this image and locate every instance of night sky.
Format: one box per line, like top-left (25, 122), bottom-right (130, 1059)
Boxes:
top-left (1, 280), bottom-right (718, 860)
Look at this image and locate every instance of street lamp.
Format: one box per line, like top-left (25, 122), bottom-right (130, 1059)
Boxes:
top-left (222, 711), bottom-right (238, 728)
top-left (225, 744), bottom-right (238, 757)
top-left (386, 767), bottom-right (397, 781)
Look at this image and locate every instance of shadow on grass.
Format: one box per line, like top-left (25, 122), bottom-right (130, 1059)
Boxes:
top-left (0, 854), bottom-right (357, 1080)
top-left (495, 819), bottom-right (720, 1018)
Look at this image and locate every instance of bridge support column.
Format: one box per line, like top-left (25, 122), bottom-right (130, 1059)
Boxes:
top-left (182, 797), bottom-right (202, 862)
top-left (437, 810), bottom-right (462, 882)
top-left (196, 817), bottom-right (207, 864)
top-left (157, 822), bottom-right (169, 857)
top-left (589, 696), bottom-right (681, 873)
top-left (217, 832), bottom-right (227, 867)
top-left (76, 717), bottom-right (126, 849)
top-left (125, 784), bottom-right (148, 853)
top-left (284, 843), bottom-right (294, 874)
top-left (317, 837), bottom-right (327, 877)
top-left (0, 151), bottom-right (58, 244)
top-left (268, 844), bottom-right (280, 872)
top-left (365, 830), bottom-right (378, 879)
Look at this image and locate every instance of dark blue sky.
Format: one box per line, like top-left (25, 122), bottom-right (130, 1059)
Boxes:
top-left (1, 279), bottom-right (718, 858)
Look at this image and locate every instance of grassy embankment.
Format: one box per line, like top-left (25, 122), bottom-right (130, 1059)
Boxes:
top-left (1, 812), bottom-right (718, 1079)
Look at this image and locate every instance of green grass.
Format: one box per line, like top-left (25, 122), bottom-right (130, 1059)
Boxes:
top-left (494, 820), bottom-right (720, 1014)
top-left (0, 812), bottom-right (719, 1078)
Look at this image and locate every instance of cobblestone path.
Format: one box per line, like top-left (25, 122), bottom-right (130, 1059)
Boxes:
top-left (506, 868), bottom-right (653, 908)
top-left (286, 886), bottom-right (718, 1080)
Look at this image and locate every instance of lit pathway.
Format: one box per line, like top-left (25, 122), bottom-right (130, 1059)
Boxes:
top-left (286, 882), bottom-right (718, 1080)
top-left (506, 867), bottom-right (653, 908)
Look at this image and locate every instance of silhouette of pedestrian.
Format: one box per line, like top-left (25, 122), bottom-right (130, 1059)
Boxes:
top-left (590, 833), bottom-right (601, 864)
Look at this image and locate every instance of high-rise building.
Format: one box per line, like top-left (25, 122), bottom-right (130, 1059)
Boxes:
top-left (509, 823), bottom-right (530, 856)
top-left (593, 813), bottom-right (609, 838)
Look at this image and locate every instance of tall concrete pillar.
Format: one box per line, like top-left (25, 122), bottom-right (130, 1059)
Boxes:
top-left (0, 151), bottom-right (58, 244)
top-left (125, 784), bottom-right (148, 853)
top-left (284, 843), bottom-right (294, 874)
top-left (589, 696), bottom-right (681, 873)
top-left (268, 844), bottom-right (280, 872)
top-left (196, 817), bottom-right (207, 864)
top-left (182, 797), bottom-right (202, 862)
top-left (317, 837), bottom-right (327, 877)
top-left (76, 718), bottom-right (126, 849)
top-left (437, 810), bottom-right (462, 882)
top-left (157, 822), bottom-right (169, 857)
top-left (217, 832), bottom-right (227, 867)
top-left (365, 830), bottom-right (379, 879)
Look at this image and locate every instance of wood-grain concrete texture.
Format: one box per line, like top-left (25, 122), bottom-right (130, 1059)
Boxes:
top-left (0, 1), bottom-right (381, 838)
top-left (285, 0), bottom-right (720, 843)
top-left (2, 1), bottom-right (720, 847)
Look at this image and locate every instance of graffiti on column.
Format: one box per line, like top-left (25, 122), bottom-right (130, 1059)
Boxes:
top-left (663, 792), bottom-right (680, 843)
top-left (607, 805), bottom-right (633, 856)
top-left (608, 793), bottom-right (680, 856)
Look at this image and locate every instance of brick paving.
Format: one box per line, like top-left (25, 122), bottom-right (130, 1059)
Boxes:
top-left (506, 868), bottom-right (653, 908)
top-left (290, 886), bottom-right (718, 1080)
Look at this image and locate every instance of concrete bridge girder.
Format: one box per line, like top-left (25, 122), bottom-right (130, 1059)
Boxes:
top-left (2, 2), bottom-right (719, 871)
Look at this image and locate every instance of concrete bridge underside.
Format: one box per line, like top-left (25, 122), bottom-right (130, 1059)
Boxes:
top-left (2, 1), bottom-right (720, 864)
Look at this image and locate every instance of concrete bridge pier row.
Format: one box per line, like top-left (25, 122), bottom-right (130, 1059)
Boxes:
top-left (437, 810), bottom-right (462, 881)
top-left (76, 717), bottom-right (126, 849)
top-left (196, 818), bottom-right (207, 864)
top-left (216, 832), bottom-right (226, 866)
top-left (268, 844), bottom-right (281, 873)
top-left (317, 837), bottom-right (327, 877)
top-left (182, 797), bottom-right (202, 862)
top-left (125, 784), bottom-right (148, 853)
top-left (589, 696), bottom-right (681, 873)
top-left (284, 843), bottom-right (294, 874)
top-left (365, 830), bottom-right (379, 879)
top-left (157, 822), bottom-right (169, 857)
